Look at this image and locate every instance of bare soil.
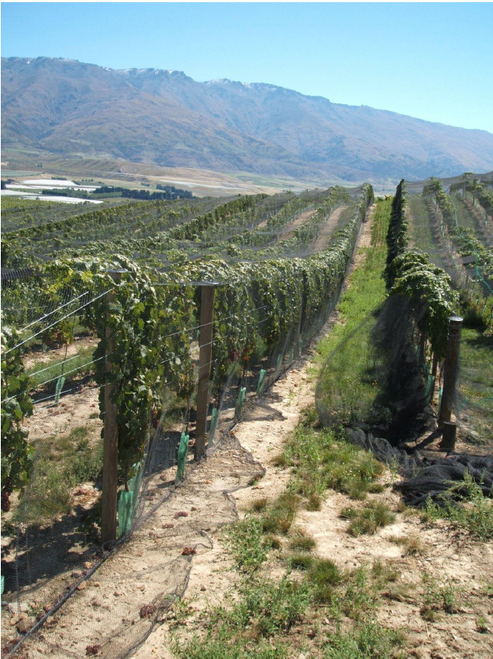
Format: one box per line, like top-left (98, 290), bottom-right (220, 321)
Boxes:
top-left (312, 204), bottom-right (349, 252)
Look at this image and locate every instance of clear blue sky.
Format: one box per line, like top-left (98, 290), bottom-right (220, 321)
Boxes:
top-left (2, 2), bottom-right (493, 133)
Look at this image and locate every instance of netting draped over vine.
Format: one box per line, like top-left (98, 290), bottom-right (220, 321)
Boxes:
top-left (1, 184), bottom-right (373, 656)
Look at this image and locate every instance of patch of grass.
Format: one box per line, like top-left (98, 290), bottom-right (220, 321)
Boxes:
top-left (173, 637), bottom-right (289, 659)
top-left (307, 558), bottom-right (342, 603)
top-left (306, 493), bottom-right (322, 511)
top-left (288, 530), bottom-right (316, 552)
top-left (263, 534), bottom-right (282, 550)
top-left (323, 620), bottom-right (405, 658)
top-left (367, 483), bottom-right (385, 494)
top-left (315, 198), bottom-right (392, 427)
top-left (261, 492), bottom-right (300, 535)
top-left (282, 426), bottom-right (383, 500)
top-left (299, 405), bottom-right (319, 428)
top-left (476, 616), bottom-right (489, 633)
top-left (271, 453), bottom-right (288, 468)
top-left (389, 534), bottom-right (425, 556)
top-left (421, 471), bottom-right (493, 540)
top-left (14, 425), bottom-right (103, 524)
top-left (421, 573), bottom-right (461, 620)
top-left (340, 502), bottom-right (396, 536)
top-left (371, 560), bottom-right (400, 587)
top-left (224, 517), bottom-right (268, 574)
top-left (208, 576), bottom-right (312, 641)
top-left (26, 344), bottom-right (97, 388)
top-left (288, 553), bottom-right (314, 571)
top-left (250, 497), bottom-right (268, 512)
top-left (339, 567), bottom-right (378, 621)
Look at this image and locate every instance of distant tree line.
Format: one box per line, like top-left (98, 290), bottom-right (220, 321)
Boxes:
top-left (94, 185), bottom-right (194, 200)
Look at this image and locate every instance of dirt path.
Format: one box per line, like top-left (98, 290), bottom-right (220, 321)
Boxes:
top-left (282, 208), bottom-right (316, 238)
top-left (312, 204), bottom-right (349, 252)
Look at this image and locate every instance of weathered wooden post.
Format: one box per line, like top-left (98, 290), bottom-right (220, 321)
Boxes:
top-left (101, 271), bottom-right (122, 545)
top-left (195, 283), bottom-right (216, 461)
top-left (438, 315), bottom-right (463, 432)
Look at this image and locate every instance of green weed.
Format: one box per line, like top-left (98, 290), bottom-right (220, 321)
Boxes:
top-left (421, 573), bottom-right (461, 620)
top-left (282, 427), bottom-right (383, 500)
top-left (306, 493), bottom-right (322, 511)
top-left (288, 530), bottom-right (316, 552)
top-left (261, 492), bottom-right (300, 535)
top-left (14, 426), bottom-right (103, 524)
top-left (340, 502), bottom-right (395, 536)
top-left (224, 517), bottom-right (268, 574)
top-left (323, 620), bottom-right (405, 658)
top-left (421, 471), bottom-right (493, 540)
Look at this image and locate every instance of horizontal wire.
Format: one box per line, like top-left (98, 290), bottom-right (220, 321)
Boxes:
top-left (5, 289), bottom-right (111, 354)
top-left (16, 290), bottom-right (90, 334)
top-left (29, 352), bottom-right (88, 378)
top-left (28, 356), bottom-right (105, 391)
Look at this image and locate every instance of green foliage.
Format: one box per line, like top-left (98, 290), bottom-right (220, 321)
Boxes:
top-left (421, 573), bottom-right (461, 619)
top-left (288, 530), bottom-right (316, 552)
top-left (282, 427), bottom-right (383, 500)
top-left (261, 492), bottom-right (300, 534)
top-left (340, 502), bottom-right (396, 536)
top-left (1, 326), bottom-right (34, 508)
top-left (3, 184), bottom-right (374, 493)
top-left (224, 517), bottom-right (269, 574)
top-left (14, 426), bottom-right (103, 524)
top-left (387, 249), bottom-right (459, 359)
top-left (323, 621), bottom-right (405, 659)
top-left (421, 471), bottom-right (493, 540)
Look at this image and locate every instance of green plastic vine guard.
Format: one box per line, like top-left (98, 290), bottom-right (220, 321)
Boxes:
top-left (276, 354), bottom-right (283, 374)
top-left (209, 407), bottom-right (219, 445)
top-left (234, 387), bottom-right (247, 421)
top-left (54, 375), bottom-right (66, 405)
top-left (117, 461), bottom-right (143, 539)
top-left (176, 432), bottom-right (189, 482)
top-left (257, 368), bottom-right (267, 395)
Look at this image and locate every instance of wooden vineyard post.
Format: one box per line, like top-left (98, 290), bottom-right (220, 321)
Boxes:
top-left (101, 272), bottom-right (122, 545)
top-left (438, 316), bottom-right (463, 429)
top-left (195, 283), bottom-right (216, 461)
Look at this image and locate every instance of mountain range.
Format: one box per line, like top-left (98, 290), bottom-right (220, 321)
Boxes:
top-left (2, 56), bottom-right (493, 183)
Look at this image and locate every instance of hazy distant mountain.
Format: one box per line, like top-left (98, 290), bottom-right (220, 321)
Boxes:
top-left (3, 57), bottom-right (493, 182)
